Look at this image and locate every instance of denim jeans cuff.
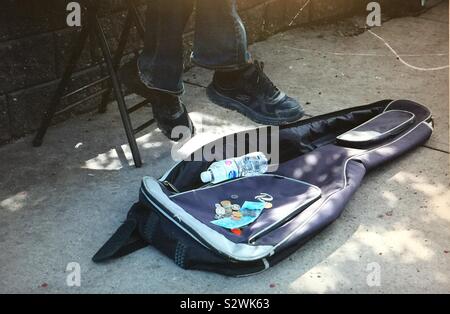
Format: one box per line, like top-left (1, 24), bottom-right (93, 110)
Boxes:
top-left (137, 61), bottom-right (185, 96)
top-left (191, 52), bottom-right (252, 72)
top-left (140, 83), bottom-right (185, 96)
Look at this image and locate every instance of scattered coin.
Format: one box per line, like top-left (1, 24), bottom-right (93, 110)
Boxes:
top-left (215, 206), bottom-right (226, 216)
top-left (220, 200), bottom-right (231, 207)
top-left (264, 202), bottom-right (273, 209)
top-left (232, 211), bottom-right (242, 220)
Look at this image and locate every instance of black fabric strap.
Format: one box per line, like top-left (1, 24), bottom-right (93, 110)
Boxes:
top-left (92, 203), bottom-right (149, 263)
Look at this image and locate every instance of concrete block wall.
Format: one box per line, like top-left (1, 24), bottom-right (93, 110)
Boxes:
top-left (0, 0), bottom-right (423, 144)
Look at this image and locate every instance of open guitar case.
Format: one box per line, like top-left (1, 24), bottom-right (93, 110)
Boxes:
top-left (93, 99), bottom-right (433, 276)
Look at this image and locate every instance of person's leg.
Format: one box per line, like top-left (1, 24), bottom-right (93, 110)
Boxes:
top-left (192, 0), bottom-right (251, 70)
top-left (138, 0), bottom-right (194, 95)
top-left (194, 0), bottom-right (304, 125)
top-left (136, 0), bottom-right (195, 141)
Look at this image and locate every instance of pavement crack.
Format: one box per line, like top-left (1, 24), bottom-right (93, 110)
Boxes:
top-left (416, 17), bottom-right (449, 24)
top-left (183, 80), bottom-right (207, 89)
top-left (423, 144), bottom-right (449, 154)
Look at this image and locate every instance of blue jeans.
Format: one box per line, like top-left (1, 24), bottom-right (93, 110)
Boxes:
top-left (137, 0), bottom-right (252, 95)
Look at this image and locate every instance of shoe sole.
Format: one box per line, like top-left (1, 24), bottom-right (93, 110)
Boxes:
top-left (206, 84), bottom-right (304, 126)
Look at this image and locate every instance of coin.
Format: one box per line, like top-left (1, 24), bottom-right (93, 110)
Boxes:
top-left (232, 211), bottom-right (242, 220)
top-left (215, 206), bottom-right (226, 216)
top-left (224, 207), bottom-right (233, 216)
top-left (264, 202), bottom-right (273, 209)
top-left (220, 200), bottom-right (232, 207)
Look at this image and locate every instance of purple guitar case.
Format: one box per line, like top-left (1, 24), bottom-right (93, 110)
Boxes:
top-left (93, 99), bottom-right (433, 276)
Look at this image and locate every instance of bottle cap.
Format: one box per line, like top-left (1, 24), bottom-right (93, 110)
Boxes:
top-left (200, 170), bottom-right (212, 183)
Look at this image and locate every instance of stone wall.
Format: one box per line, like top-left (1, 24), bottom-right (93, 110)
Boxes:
top-left (0, 0), bottom-right (423, 144)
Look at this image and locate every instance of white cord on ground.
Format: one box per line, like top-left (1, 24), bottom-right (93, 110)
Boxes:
top-left (368, 29), bottom-right (449, 71)
top-left (289, 0), bottom-right (311, 27)
top-left (284, 45), bottom-right (448, 57)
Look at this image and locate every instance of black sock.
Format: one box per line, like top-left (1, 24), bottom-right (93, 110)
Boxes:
top-left (214, 63), bottom-right (253, 88)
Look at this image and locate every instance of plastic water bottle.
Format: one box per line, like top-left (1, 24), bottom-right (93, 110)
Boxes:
top-left (200, 152), bottom-right (268, 184)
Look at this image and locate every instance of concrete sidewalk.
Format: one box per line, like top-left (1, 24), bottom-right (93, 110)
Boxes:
top-left (0, 2), bottom-right (448, 293)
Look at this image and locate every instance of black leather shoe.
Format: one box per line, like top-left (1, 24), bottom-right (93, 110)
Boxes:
top-left (207, 61), bottom-right (304, 125)
top-left (151, 93), bottom-right (195, 142)
top-left (119, 58), bottom-right (194, 141)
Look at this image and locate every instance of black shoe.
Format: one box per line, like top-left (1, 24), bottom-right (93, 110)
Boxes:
top-left (206, 61), bottom-right (304, 125)
top-left (119, 58), bottom-right (194, 142)
top-left (151, 92), bottom-right (195, 142)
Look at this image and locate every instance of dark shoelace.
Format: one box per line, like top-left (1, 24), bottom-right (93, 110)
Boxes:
top-left (245, 60), bottom-right (281, 98)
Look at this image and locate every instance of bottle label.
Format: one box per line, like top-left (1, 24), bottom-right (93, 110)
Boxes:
top-left (224, 160), bottom-right (238, 179)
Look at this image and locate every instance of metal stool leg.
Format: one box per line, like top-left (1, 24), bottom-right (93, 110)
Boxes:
top-left (98, 9), bottom-right (134, 113)
top-left (91, 14), bottom-right (143, 167)
top-left (98, 0), bottom-right (145, 114)
top-left (33, 0), bottom-right (147, 167)
top-left (32, 21), bottom-right (90, 147)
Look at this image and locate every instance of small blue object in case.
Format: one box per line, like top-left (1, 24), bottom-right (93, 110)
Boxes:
top-left (211, 201), bottom-right (265, 229)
